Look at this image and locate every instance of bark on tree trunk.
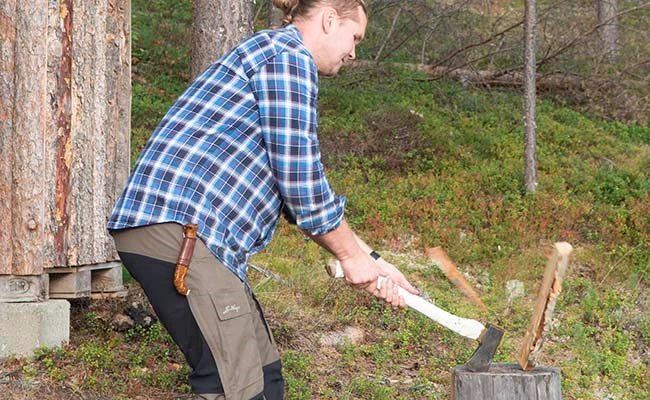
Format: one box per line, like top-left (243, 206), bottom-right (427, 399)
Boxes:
top-left (70, 0), bottom-right (110, 266)
top-left (597, 0), bottom-right (618, 60)
top-left (11, 0), bottom-right (48, 275)
top-left (451, 363), bottom-right (562, 399)
top-left (0, 0), bottom-right (18, 275)
top-left (523, 0), bottom-right (537, 193)
top-left (104, 0), bottom-right (132, 257)
top-left (0, 0), bottom-right (130, 276)
top-left (191, 0), bottom-right (253, 79)
top-left (268, 0), bottom-right (284, 29)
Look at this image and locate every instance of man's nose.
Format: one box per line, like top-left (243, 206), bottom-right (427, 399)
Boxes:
top-left (349, 46), bottom-right (356, 60)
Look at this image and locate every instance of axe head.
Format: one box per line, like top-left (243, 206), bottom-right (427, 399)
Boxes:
top-left (465, 324), bottom-right (504, 372)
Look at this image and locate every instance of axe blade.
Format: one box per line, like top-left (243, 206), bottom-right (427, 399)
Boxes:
top-left (465, 324), bottom-right (504, 372)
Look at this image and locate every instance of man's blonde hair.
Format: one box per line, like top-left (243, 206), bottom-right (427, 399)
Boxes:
top-left (273, 0), bottom-right (367, 25)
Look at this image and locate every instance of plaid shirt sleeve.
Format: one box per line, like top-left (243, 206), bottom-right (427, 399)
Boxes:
top-left (251, 50), bottom-right (345, 236)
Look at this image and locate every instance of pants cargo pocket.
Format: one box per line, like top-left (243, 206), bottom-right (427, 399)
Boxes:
top-left (188, 289), bottom-right (264, 400)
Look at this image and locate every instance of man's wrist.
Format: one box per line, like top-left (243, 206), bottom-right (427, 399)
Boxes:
top-left (369, 250), bottom-right (381, 260)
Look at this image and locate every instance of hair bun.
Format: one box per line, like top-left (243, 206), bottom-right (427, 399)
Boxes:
top-left (272, 0), bottom-right (299, 15)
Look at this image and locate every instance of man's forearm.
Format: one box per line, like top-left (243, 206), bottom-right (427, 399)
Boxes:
top-left (306, 219), bottom-right (364, 261)
top-left (351, 232), bottom-right (373, 254)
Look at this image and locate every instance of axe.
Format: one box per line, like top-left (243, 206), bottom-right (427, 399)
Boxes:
top-left (327, 260), bottom-right (504, 372)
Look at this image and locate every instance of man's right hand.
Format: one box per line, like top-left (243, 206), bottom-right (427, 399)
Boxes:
top-left (307, 218), bottom-right (415, 308)
top-left (339, 251), bottom-right (406, 308)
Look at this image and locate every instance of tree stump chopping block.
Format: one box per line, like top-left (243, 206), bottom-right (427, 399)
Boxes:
top-left (451, 363), bottom-right (561, 400)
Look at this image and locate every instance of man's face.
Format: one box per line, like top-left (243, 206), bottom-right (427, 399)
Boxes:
top-left (320, 6), bottom-right (367, 76)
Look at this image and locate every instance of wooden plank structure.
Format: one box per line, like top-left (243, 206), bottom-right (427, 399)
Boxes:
top-left (0, 0), bottom-right (131, 301)
top-left (49, 262), bottom-right (125, 298)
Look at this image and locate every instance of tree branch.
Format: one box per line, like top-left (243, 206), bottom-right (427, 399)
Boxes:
top-left (537, 1), bottom-right (650, 68)
top-left (375, 5), bottom-right (403, 61)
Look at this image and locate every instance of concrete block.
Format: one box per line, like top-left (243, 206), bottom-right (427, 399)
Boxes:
top-left (0, 274), bottom-right (49, 302)
top-left (0, 300), bottom-right (70, 358)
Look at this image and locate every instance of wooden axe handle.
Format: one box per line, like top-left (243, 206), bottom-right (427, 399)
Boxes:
top-left (326, 260), bottom-right (485, 340)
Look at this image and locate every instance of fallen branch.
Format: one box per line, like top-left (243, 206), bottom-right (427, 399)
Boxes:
top-left (347, 60), bottom-right (588, 91)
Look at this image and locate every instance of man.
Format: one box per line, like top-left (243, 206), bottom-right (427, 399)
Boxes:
top-left (108, 1), bottom-right (418, 399)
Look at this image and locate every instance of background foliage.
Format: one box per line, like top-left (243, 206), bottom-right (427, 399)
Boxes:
top-left (361, 0), bottom-right (650, 125)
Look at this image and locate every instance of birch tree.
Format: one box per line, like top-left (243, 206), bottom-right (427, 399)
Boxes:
top-left (523, 0), bottom-right (537, 193)
top-left (597, 0), bottom-right (619, 60)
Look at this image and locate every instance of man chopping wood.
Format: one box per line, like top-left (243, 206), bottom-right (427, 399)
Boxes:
top-left (107, 1), bottom-right (418, 399)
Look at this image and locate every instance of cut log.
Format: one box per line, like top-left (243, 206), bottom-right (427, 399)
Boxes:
top-left (0, 0), bottom-right (17, 275)
top-left (451, 363), bottom-right (561, 400)
top-left (104, 0), bottom-right (131, 261)
top-left (2, 0), bottom-right (130, 278)
top-left (11, 0), bottom-right (48, 275)
top-left (518, 242), bottom-right (573, 370)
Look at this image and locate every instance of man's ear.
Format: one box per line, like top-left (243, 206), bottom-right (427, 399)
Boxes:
top-left (321, 7), bottom-right (338, 34)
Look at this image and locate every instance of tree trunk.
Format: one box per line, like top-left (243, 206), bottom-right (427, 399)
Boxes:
top-left (191, 0), bottom-right (253, 79)
top-left (523, 0), bottom-right (537, 193)
top-left (0, 0), bottom-right (18, 275)
top-left (375, 5), bottom-right (403, 61)
top-left (346, 60), bottom-right (591, 92)
top-left (9, 0), bottom-right (48, 275)
top-left (597, 0), bottom-right (618, 60)
top-left (451, 363), bottom-right (562, 400)
top-left (268, 0), bottom-right (284, 29)
top-left (104, 0), bottom-right (132, 257)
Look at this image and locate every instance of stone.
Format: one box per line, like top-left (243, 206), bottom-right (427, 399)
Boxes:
top-left (319, 326), bottom-right (364, 347)
top-left (125, 301), bottom-right (157, 328)
top-left (506, 280), bottom-right (525, 305)
top-left (0, 300), bottom-right (70, 358)
top-left (111, 313), bottom-right (135, 332)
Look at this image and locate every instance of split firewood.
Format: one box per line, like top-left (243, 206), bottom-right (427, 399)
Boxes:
top-left (518, 242), bottom-right (573, 371)
top-left (424, 246), bottom-right (487, 311)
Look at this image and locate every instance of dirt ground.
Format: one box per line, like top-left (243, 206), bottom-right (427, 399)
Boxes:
top-left (0, 284), bottom-right (198, 400)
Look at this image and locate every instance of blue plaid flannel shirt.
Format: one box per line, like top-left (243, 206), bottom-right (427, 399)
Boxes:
top-left (108, 25), bottom-right (346, 283)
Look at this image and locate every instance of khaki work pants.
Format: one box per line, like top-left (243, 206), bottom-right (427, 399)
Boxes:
top-left (112, 223), bottom-right (284, 400)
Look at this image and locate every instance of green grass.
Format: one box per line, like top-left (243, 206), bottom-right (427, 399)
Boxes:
top-left (260, 66), bottom-right (648, 399)
top-left (3, 1), bottom-right (648, 399)
top-left (130, 0), bottom-right (192, 165)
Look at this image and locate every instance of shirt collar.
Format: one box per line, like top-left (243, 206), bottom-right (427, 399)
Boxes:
top-left (284, 24), bottom-right (304, 44)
